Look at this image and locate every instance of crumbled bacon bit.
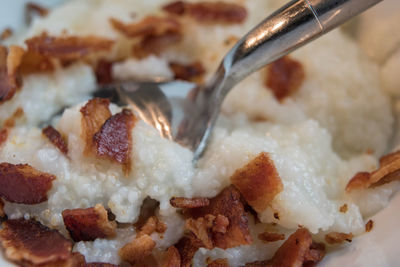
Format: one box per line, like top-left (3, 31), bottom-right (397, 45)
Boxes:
top-left (119, 234), bottom-right (156, 265)
top-left (18, 50), bottom-right (54, 75)
top-left (134, 197), bottom-right (160, 231)
top-left (207, 258), bottom-right (229, 267)
top-left (140, 216), bottom-right (167, 236)
top-left (42, 125), bottom-right (68, 155)
top-left (80, 98), bottom-right (112, 155)
top-left (258, 232), bottom-right (285, 243)
top-left (175, 233), bottom-right (204, 267)
top-left (95, 59), bottom-right (114, 85)
top-left (365, 220), bottom-right (374, 232)
top-left (93, 109), bottom-right (136, 173)
top-left (26, 2), bottom-right (49, 18)
top-left (25, 33), bottom-right (114, 61)
top-left (0, 219), bottom-right (72, 265)
top-left (185, 215), bottom-right (215, 249)
top-left (212, 214), bottom-right (229, 234)
top-left (0, 128), bottom-right (8, 147)
top-left (230, 152), bottom-right (283, 213)
top-left (3, 107), bottom-right (24, 128)
top-left (0, 45), bottom-right (25, 103)
top-left (170, 197), bottom-right (210, 209)
top-left (162, 246), bottom-right (181, 267)
top-left (110, 16), bottom-right (181, 38)
top-left (325, 232), bottom-right (353, 244)
top-left (339, 204), bottom-right (348, 213)
top-left (346, 150), bottom-right (400, 192)
top-left (265, 56), bottom-right (305, 101)
top-left (62, 204), bottom-right (117, 242)
top-left (169, 61), bottom-right (205, 83)
top-left (186, 185), bottom-right (252, 249)
top-left (0, 163), bottom-right (55, 204)
top-left (0, 28), bottom-right (12, 41)
top-left (163, 1), bottom-right (247, 24)
top-left (132, 31), bottom-right (182, 59)
top-left (0, 198), bottom-right (4, 217)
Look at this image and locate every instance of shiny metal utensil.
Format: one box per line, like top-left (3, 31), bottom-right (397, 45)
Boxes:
top-left (95, 0), bottom-right (382, 161)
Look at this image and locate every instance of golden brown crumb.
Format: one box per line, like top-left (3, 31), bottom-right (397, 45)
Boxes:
top-left (140, 216), bottom-right (167, 236)
top-left (169, 61), bottom-right (205, 83)
top-left (162, 246), bottom-right (181, 267)
top-left (325, 232), bottom-right (353, 244)
top-left (365, 220), bottom-right (374, 232)
top-left (258, 232), bottom-right (285, 243)
top-left (119, 234), bottom-right (156, 265)
top-left (339, 204), bottom-right (348, 213)
top-left (185, 215), bottom-right (215, 249)
top-left (170, 197), bottom-right (210, 208)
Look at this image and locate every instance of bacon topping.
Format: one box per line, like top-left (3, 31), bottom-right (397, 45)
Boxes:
top-left (95, 59), bottom-right (114, 85)
top-left (163, 1), bottom-right (247, 24)
top-left (231, 152), bottom-right (283, 213)
top-left (346, 150), bottom-right (400, 192)
top-left (26, 2), bottom-right (49, 24)
top-left (175, 233), bottom-right (204, 267)
top-left (132, 31), bottom-right (182, 59)
top-left (0, 28), bottom-right (12, 41)
top-left (258, 231), bottom-right (285, 243)
top-left (0, 198), bottom-right (4, 217)
top-left (207, 258), bottom-right (229, 267)
top-left (140, 216), bottom-right (167, 236)
top-left (0, 128), bottom-right (8, 148)
top-left (119, 234), bottom-right (156, 265)
top-left (25, 33), bottom-right (114, 61)
top-left (162, 246), bottom-right (181, 267)
top-left (365, 220), bottom-right (374, 232)
top-left (185, 215), bottom-right (215, 249)
top-left (339, 204), bottom-right (348, 213)
top-left (3, 107), bottom-right (24, 128)
top-left (62, 204), bottom-right (116, 242)
top-left (42, 125), bottom-right (68, 155)
top-left (0, 219), bottom-right (72, 265)
top-left (93, 109), bottom-right (136, 173)
top-left (0, 45), bottom-right (25, 103)
top-left (0, 163), bottom-right (55, 204)
top-left (325, 232), bottom-right (353, 244)
top-left (265, 56), bottom-right (305, 101)
top-left (170, 197), bottom-right (210, 209)
top-left (80, 98), bottom-right (112, 155)
top-left (170, 61), bottom-right (205, 83)
top-left (19, 50), bottom-right (54, 75)
top-left (186, 185), bottom-right (252, 249)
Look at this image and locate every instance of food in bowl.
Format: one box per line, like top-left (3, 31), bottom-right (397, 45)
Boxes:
top-left (0, 0), bottom-right (399, 266)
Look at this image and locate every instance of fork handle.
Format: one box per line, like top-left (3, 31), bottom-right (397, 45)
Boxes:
top-left (215, 0), bottom-right (382, 93)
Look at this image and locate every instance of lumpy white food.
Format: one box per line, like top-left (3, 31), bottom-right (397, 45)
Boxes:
top-left (0, 0), bottom-right (398, 266)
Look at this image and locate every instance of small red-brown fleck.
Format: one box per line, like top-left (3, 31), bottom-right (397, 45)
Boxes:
top-left (93, 109), bottom-right (136, 174)
top-left (62, 204), bottom-right (117, 242)
top-left (365, 220), bottom-right (374, 232)
top-left (0, 163), bottom-right (55, 204)
top-left (0, 128), bottom-right (8, 148)
top-left (42, 125), bottom-right (68, 155)
top-left (95, 59), bottom-right (114, 85)
top-left (0, 219), bottom-right (72, 265)
top-left (0, 198), bottom-right (4, 217)
top-left (265, 56), bottom-right (305, 101)
top-left (170, 197), bottom-right (210, 209)
top-left (169, 62), bottom-right (205, 83)
top-left (325, 232), bottom-right (353, 244)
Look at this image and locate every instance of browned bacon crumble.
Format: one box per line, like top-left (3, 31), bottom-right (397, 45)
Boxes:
top-left (95, 59), bottom-right (114, 85)
top-left (93, 108), bottom-right (136, 173)
top-left (42, 125), bottom-right (68, 155)
top-left (265, 56), bottom-right (305, 101)
top-left (26, 2), bottom-right (49, 25)
top-left (119, 233), bottom-right (156, 265)
top-left (339, 203), bottom-right (348, 213)
top-left (25, 33), bottom-right (114, 61)
top-left (185, 215), bottom-right (216, 249)
top-left (3, 107), bottom-right (24, 128)
top-left (19, 50), bottom-right (54, 75)
top-left (140, 216), bottom-right (167, 236)
top-left (163, 1), bottom-right (247, 24)
top-left (0, 162), bottom-right (55, 204)
top-left (169, 61), bottom-right (205, 83)
top-left (365, 220), bottom-right (374, 232)
top-left (175, 233), bottom-right (204, 267)
top-left (170, 196), bottom-right (210, 208)
top-left (231, 152), bottom-right (283, 213)
top-left (0, 219), bottom-right (72, 265)
top-left (0, 128), bottom-right (8, 147)
top-left (132, 31), bottom-right (182, 59)
top-left (62, 204), bottom-right (117, 242)
top-left (346, 150), bottom-right (400, 192)
top-left (0, 28), bottom-right (12, 41)
top-left (0, 45), bottom-right (25, 103)
top-left (162, 246), bottom-right (181, 267)
top-left (80, 98), bottom-right (112, 155)
top-left (258, 231), bottom-right (285, 243)
top-left (207, 258), bottom-right (229, 267)
top-left (325, 232), bottom-right (353, 245)
top-left (0, 198), bottom-right (4, 217)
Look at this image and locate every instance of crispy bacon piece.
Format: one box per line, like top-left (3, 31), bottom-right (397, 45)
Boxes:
top-left (26, 2), bottom-right (49, 17)
top-left (325, 232), bottom-right (353, 245)
top-left (62, 204), bottom-right (117, 242)
top-left (132, 31), bottom-right (182, 59)
top-left (19, 50), bottom-right (54, 75)
top-left (365, 220), bottom-right (374, 232)
top-left (163, 1), bottom-right (247, 24)
top-left (110, 16), bottom-right (181, 38)
top-left (25, 33), bottom-right (114, 61)
top-left (0, 45), bottom-right (25, 103)
top-left (170, 197), bottom-right (210, 209)
top-left (0, 163), bottom-right (55, 204)
top-left (346, 150), bottom-right (400, 192)
top-left (0, 198), bottom-right (4, 217)
top-left (0, 28), bottom-right (12, 41)
top-left (339, 204), bottom-right (348, 213)
top-left (37, 252), bottom-right (86, 267)
top-left (207, 258), bottom-right (229, 267)
top-left (265, 56), bottom-right (305, 101)
top-left (231, 152), bottom-right (283, 213)
top-left (93, 109), bottom-right (136, 173)
top-left (175, 233), bottom-right (204, 267)
top-left (0, 219), bottom-right (72, 265)
top-left (119, 234), bottom-right (156, 265)
top-left (3, 107), bottom-right (24, 128)
top-left (42, 125), bottom-right (68, 155)
top-left (186, 185), bottom-right (252, 249)
top-left (258, 232), bottom-right (285, 243)
top-left (169, 61), bottom-right (205, 83)
top-left (95, 59), bottom-right (114, 85)
top-left (162, 246), bottom-right (181, 267)
top-left (0, 128), bottom-right (8, 147)
top-left (140, 216), bottom-right (167, 235)
top-left (212, 214), bottom-right (229, 234)
top-left (80, 98), bottom-right (112, 155)
top-left (185, 215), bottom-right (215, 249)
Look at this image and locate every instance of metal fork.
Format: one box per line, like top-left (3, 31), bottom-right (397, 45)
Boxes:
top-left (95, 0), bottom-right (382, 162)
